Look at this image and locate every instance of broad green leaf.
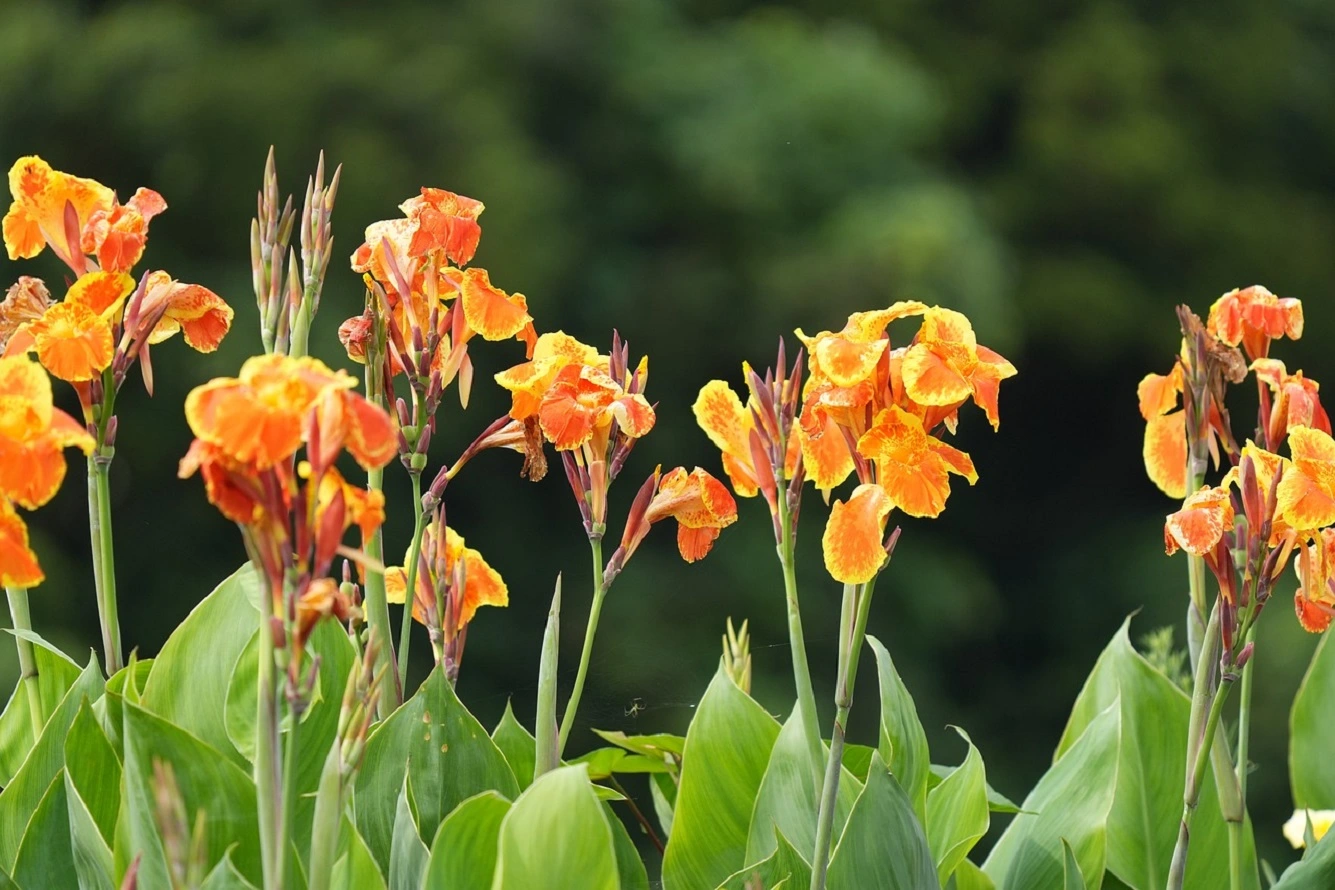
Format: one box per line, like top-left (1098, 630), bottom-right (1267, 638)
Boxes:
top-left (332, 817), bottom-right (386, 890)
top-left (928, 764), bottom-right (1022, 815)
top-left (1064, 839), bottom-right (1089, 890)
top-left (491, 764), bottom-right (618, 890)
top-left (841, 744), bottom-right (875, 781)
top-left (1292, 631), bottom-right (1335, 808)
top-left (575, 746), bottom-right (671, 779)
top-left (140, 565), bottom-right (261, 768)
top-left (745, 709), bottom-right (860, 864)
top-left (592, 729), bottom-right (686, 759)
top-left (389, 777), bottom-right (427, 890)
top-left (354, 666), bottom-right (518, 874)
top-left (95, 657), bottom-right (153, 757)
top-left (65, 772), bottom-right (115, 890)
top-left (119, 700), bottom-right (261, 887)
top-left (927, 728), bottom-right (990, 884)
top-left (425, 791), bottom-right (510, 890)
top-left (0, 636), bottom-right (79, 784)
top-left (983, 702), bottom-right (1120, 890)
top-left (199, 850), bottom-right (260, 889)
top-left (827, 750), bottom-right (937, 890)
top-left (661, 669), bottom-right (780, 890)
top-left (714, 831), bottom-right (812, 889)
top-left (12, 770), bottom-right (76, 887)
top-left (650, 772), bottom-right (676, 837)
top-left (0, 653), bottom-right (102, 871)
top-left (869, 636), bottom-right (931, 820)
top-left (492, 702), bottom-right (536, 792)
top-left (64, 701), bottom-right (121, 845)
top-left (1056, 619), bottom-right (1252, 890)
top-left (606, 804), bottom-right (651, 890)
top-left (1272, 817), bottom-right (1335, 889)
top-left (954, 859), bottom-right (996, 890)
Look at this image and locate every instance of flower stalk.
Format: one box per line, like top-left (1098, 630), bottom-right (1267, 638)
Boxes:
top-left (5, 585), bottom-right (44, 744)
top-left (558, 535), bottom-right (606, 757)
top-left (395, 471), bottom-right (427, 687)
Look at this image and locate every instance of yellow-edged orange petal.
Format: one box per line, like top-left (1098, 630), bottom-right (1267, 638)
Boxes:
top-left (459, 268), bottom-right (532, 341)
top-left (817, 337), bottom-right (888, 389)
top-left (610, 393), bottom-right (656, 439)
top-left (446, 527), bottom-right (509, 625)
top-left (0, 499), bottom-right (42, 588)
top-left (1144, 410), bottom-right (1188, 499)
top-left (27, 302), bottom-right (113, 382)
top-left (1164, 485), bottom-right (1234, 556)
top-left (66, 271), bottom-right (134, 319)
top-left (155, 280), bottom-right (234, 352)
top-left (1138, 367), bottom-right (1183, 420)
top-left (821, 483), bottom-right (893, 583)
top-left (857, 405), bottom-right (976, 517)
top-left (5, 157), bottom-right (113, 263)
top-left (901, 343), bottom-right (971, 406)
top-left (693, 380), bottom-right (751, 459)
top-left (797, 409), bottom-right (854, 493)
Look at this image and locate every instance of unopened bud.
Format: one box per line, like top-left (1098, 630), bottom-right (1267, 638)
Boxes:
top-left (1236, 641), bottom-right (1255, 668)
top-left (104, 416), bottom-right (119, 448)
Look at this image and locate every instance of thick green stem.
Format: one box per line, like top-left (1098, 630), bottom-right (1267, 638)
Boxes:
top-left (91, 457), bottom-right (122, 675)
top-left (1228, 627), bottom-right (1257, 890)
top-left (255, 599), bottom-right (282, 890)
top-left (306, 742), bottom-right (343, 888)
top-left (362, 468), bottom-right (398, 715)
top-left (557, 537), bottom-right (605, 757)
top-left (5, 586), bottom-right (44, 744)
top-left (279, 708), bottom-right (298, 888)
top-left (395, 472), bottom-right (427, 689)
top-left (777, 495), bottom-right (824, 783)
top-left (810, 582), bottom-right (858, 890)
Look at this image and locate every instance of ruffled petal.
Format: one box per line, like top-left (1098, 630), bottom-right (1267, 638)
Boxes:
top-left (0, 499), bottom-right (42, 588)
top-left (27, 302), bottom-right (113, 382)
top-left (821, 483), bottom-right (893, 583)
top-left (1143, 411), bottom-right (1188, 499)
top-left (459, 268), bottom-right (532, 341)
top-left (1164, 486), bottom-right (1234, 556)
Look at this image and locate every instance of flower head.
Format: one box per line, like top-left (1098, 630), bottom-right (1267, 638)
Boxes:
top-left (1207, 285), bottom-right (1303, 361)
top-left (80, 187), bottom-right (167, 273)
top-left (1252, 358), bottom-right (1329, 447)
top-left (856, 406), bottom-right (977, 518)
top-left (3, 156), bottom-right (114, 267)
top-left (1277, 426), bottom-right (1335, 533)
top-left (1164, 486), bottom-right (1235, 557)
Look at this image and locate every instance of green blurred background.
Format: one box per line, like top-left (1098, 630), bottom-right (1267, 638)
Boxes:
top-left (4, 0), bottom-right (1335, 876)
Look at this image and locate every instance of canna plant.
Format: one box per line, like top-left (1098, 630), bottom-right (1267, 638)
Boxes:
top-left (2, 144), bottom-right (1335, 890)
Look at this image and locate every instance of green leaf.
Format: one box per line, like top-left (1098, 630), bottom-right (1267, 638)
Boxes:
top-left (841, 744), bottom-right (875, 782)
top-left (425, 791), bottom-right (510, 890)
top-left (199, 850), bottom-right (260, 889)
top-left (1272, 817), bottom-right (1335, 889)
top-left (1292, 631), bottom-right (1335, 808)
top-left (0, 652), bottom-right (102, 871)
top-left (65, 771), bottom-right (116, 890)
top-left (331, 818), bottom-right (385, 890)
top-left (745, 708), bottom-right (860, 864)
top-left (927, 728), bottom-right (990, 885)
top-left (827, 749), bottom-right (937, 890)
top-left (118, 700), bottom-right (261, 887)
top-left (12, 770), bottom-right (76, 888)
top-left (661, 668), bottom-right (780, 890)
top-left (289, 620), bottom-right (357, 860)
top-left (0, 636), bottom-right (79, 785)
top-left (650, 772), bottom-right (676, 837)
top-left (928, 764), bottom-right (1022, 815)
top-left (492, 702), bottom-right (536, 792)
top-left (983, 702), bottom-right (1120, 890)
top-left (389, 777), bottom-right (427, 890)
top-left (714, 831), bottom-right (812, 889)
top-left (954, 859), bottom-right (997, 890)
top-left (1064, 839), bottom-right (1089, 890)
top-left (592, 729), bottom-right (686, 759)
top-left (95, 657), bottom-right (153, 757)
top-left (354, 666), bottom-right (517, 874)
top-left (140, 565), bottom-right (261, 768)
top-left (64, 701), bottom-right (121, 845)
top-left (606, 803), bottom-right (651, 890)
top-left (1056, 619), bottom-right (1251, 890)
top-left (869, 636), bottom-right (930, 821)
top-left (491, 764), bottom-right (619, 890)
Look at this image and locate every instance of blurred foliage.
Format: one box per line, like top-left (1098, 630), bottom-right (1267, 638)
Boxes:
top-left (3, 0), bottom-right (1334, 872)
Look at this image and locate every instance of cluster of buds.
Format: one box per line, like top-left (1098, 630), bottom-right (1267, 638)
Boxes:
top-left (250, 148), bottom-right (342, 355)
top-left (178, 355), bottom-right (395, 701)
top-left (384, 506), bottom-right (508, 682)
top-left (332, 640), bottom-right (383, 782)
top-left (721, 617), bottom-right (752, 694)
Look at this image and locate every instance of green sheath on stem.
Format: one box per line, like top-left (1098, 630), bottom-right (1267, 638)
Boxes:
top-left (5, 585), bottom-right (44, 744)
top-left (535, 575), bottom-right (562, 780)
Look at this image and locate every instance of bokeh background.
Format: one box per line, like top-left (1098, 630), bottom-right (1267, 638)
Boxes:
top-left (4, 0), bottom-right (1335, 877)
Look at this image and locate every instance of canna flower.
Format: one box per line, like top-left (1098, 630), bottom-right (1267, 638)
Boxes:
top-left (494, 331), bottom-right (603, 421)
top-left (139, 272), bottom-right (234, 353)
top-left (609, 466), bottom-right (738, 580)
top-left (1293, 529), bottom-right (1335, 633)
top-left (184, 354), bottom-right (394, 471)
top-left (856, 406), bottom-right (977, 518)
top-left (822, 483), bottom-right (895, 584)
top-left (1164, 486), bottom-right (1235, 557)
top-left (0, 278), bottom-right (52, 353)
top-left (3, 156), bottom-right (114, 266)
top-left (80, 187), bottom-right (167, 273)
top-left (1283, 809), bottom-right (1335, 849)
top-left (1207, 285), bottom-right (1303, 361)
top-left (537, 362), bottom-right (656, 451)
top-left (797, 302), bottom-right (926, 388)
top-left (1138, 364), bottom-right (1189, 499)
top-left (899, 306), bottom-right (1017, 431)
top-left (1277, 426), bottom-right (1335, 533)
top-left (351, 188), bottom-right (484, 277)
top-left (1252, 359), bottom-right (1330, 447)
top-left (385, 522), bottom-right (508, 629)
top-left (693, 379), bottom-right (768, 498)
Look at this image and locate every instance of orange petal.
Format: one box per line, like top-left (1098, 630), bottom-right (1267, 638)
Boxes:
top-left (66, 271), bottom-right (134, 318)
top-left (456, 540), bottom-right (509, 625)
top-left (384, 566), bottom-right (408, 605)
top-left (163, 282), bottom-right (234, 352)
top-left (1144, 411), bottom-right (1188, 499)
top-left (459, 268), bottom-right (532, 341)
top-left (0, 499), bottom-right (42, 588)
top-left (797, 410), bottom-right (854, 493)
top-left (693, 380), bottom-right (752, 459)
top-left (1279, 467), bottom-right (1335, 532)
top-left (2, 201), bottom-right (43, 261)
top-left (821, 483), bottom-right (893, 583)
top-left (27, 302), bottom-right (113, 382)
top-left (0, 356), bottom-right (53, 430)
top-left (817, 337), bottom-right (888, 389)
top-left (677, 525), bottom-right (722, 562)
top-left (1164, 486), bottom-right (1234, 556)
top-left (901, 344), bottom-right (971, 407)
top-left (1138, 367), bottom-right (1183, 420)
top-left (610, 393), bottom-right (656, 439)
top-left (495, 355), bottom-right (568, 421)
top-left (1296, 590), bottom-right (1334, 633)
top-left (340, 391), bottom-right (397, 470)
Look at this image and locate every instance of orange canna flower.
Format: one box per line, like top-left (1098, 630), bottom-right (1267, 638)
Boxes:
top-left (177, 439), bottom-right (266, 525)
top-left (0, 278), bottom-right (53, 353)
top-left (797, 302), bottom-right (926, 388)
top-left (693, 379), bottom-right (766, 498)
top-left (641, 466), bottom-right (739, 562)
top-left (1295, 529), bottom-right (1335, 633)
top-left (1253, 358), bottom-right (1330, 446)
top-left (495, 331), bottom-right (602, 421)
top-left (1278, 426), bottom-right (1335, 532)
top-left (0, 499), bottom-right (42, 589)
top-left (22, 301), bottom-right (114, 383)
top-left (403, 188), bottom-right (485, 267)
top-left (449, 266), bottom-right (533, 343)
top-left (1138, 365), bottom-right (1188, 499)
top-left (0, 356), bottom-right (95, 510)
top-left (899, 307), bottom-right (1016, 431)
top-left (536, 362), bottom-right (655, 451)
top-left (1164, 486), bottom-right (1235, 557)
top-left (80, 187), bottom-right (167, 273)
top-left (822, 483), bottom-right (894, 584)
top-left (3, 156), bottom-right (114, 265)
top-left (856, 405), bottom-right (977, 518)
top-left (140, 272), bottom-right (234, 352)
top-left (1207, 285), bottom-right (1303, 361)
top-left (385, 523), bottom-right (508, 628)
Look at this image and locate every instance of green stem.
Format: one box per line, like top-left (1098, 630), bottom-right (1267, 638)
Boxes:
top-left (5, 586), bottom-right (44, 744)
top-left (306, 741), bottom-right (343, 889)
top-left (1228, 627), bottom-right (1257, 890)
top-left (91, 456), bottom-right (123, 675)
top-left (395, 472), bottom-right (427, 691)
top-left (255, 594), bottom-right (282, 890)
top-left (777, 495), bottom-right (824, 783)
top-left (279, 705), bottom-right (298, 888)
top-left (287, 298), bottom-right (313, 360)
top-left (810, 582), bottom-right (858, 890)
top-left (557, 536), bottom-right (605, 757)
top-left (362, 468), bottom-right (398, 715)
